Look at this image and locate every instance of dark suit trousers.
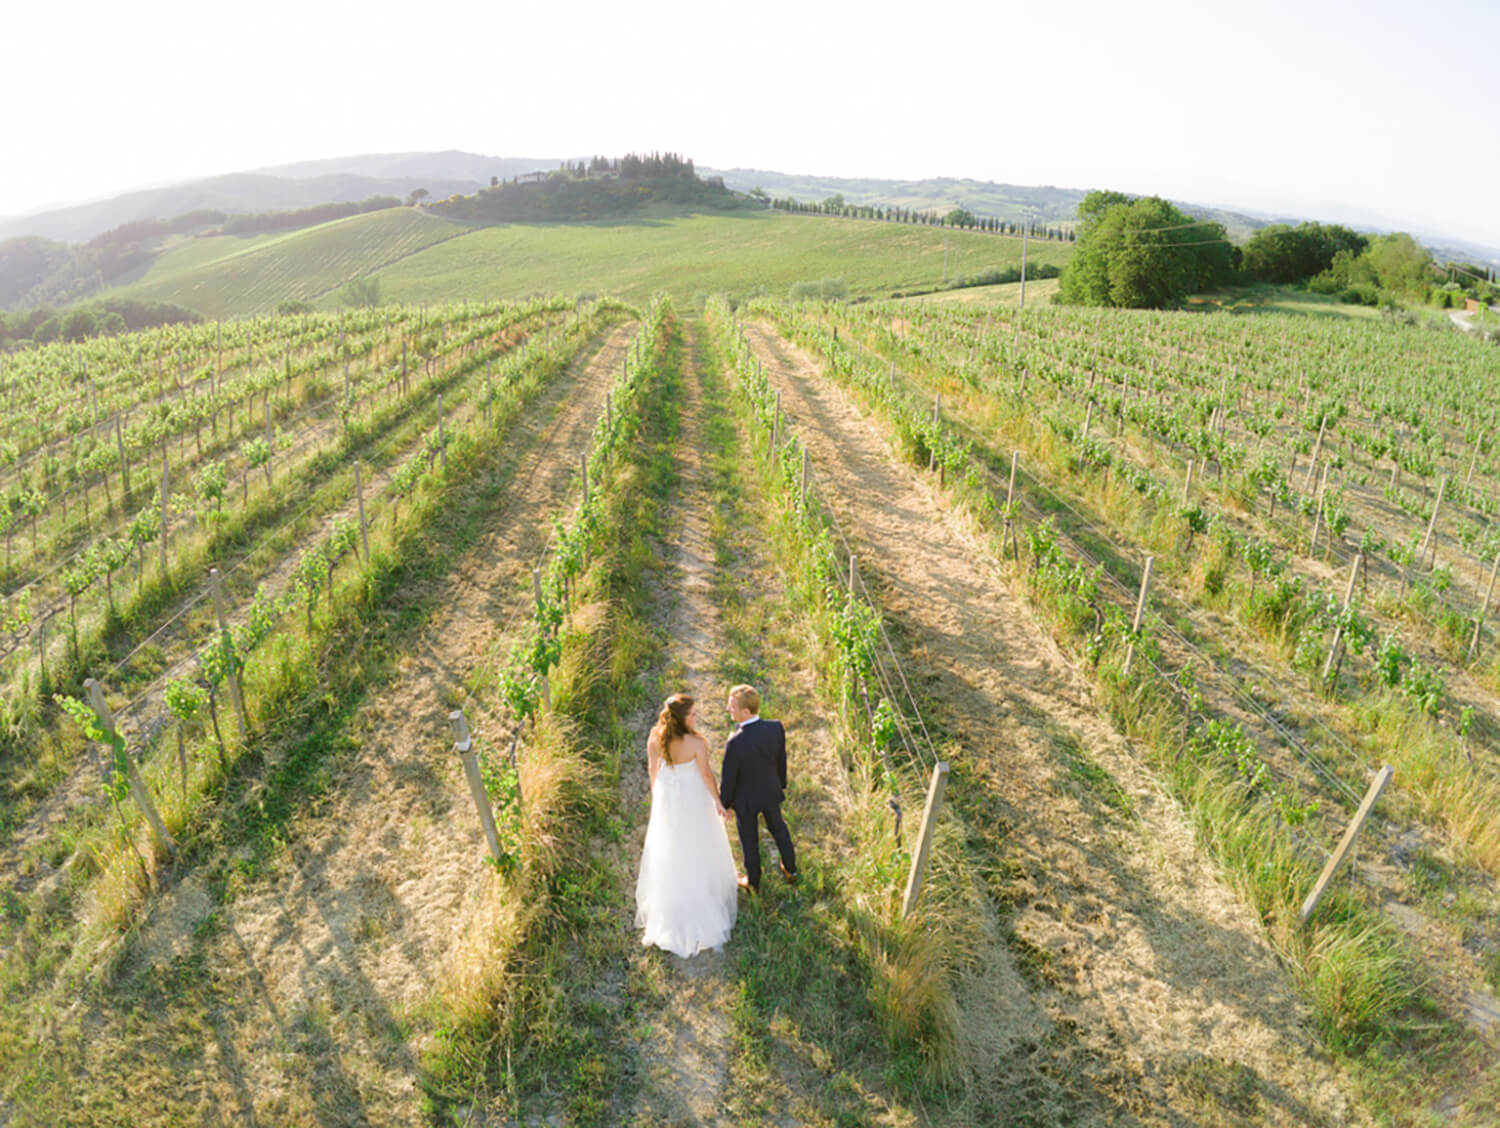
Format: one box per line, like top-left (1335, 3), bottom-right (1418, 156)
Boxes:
top-left (734, 803), bottom-right (796, 889)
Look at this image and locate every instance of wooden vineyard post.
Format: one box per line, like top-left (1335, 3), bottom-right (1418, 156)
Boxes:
top-left (800, 446), bottom-right (809, 510)
top-left (35, 609), bottom-right (51, 687)
top-left (437, 393), bottom-right (447, 470)
top-left (1182, 459), bottom-right (1194, 505)
top-left (1419, 476), bottom-right (1447, 567)
top-left (770, 390), bottom-right (782, 461)
top-left (900, 760), bottom-right (950, 919)
top-left (1309, 463), bottom-right (1330, 556)
top-left (1305, 416), bottom-right (1327, 491)
top-left (929, 394), bottom-right (941, 471)
top-left (581, 452), bottom-right (589, 508)
top-left (1465, 431), bottom-right (1485, 489)
top-left (85, 678), bottom-right (177, 856)
top-left (1081, 401), bottom-right (1093, 443)
top-left (160, 454), bottom-right (170, 578)
top-left (354, 460), bottom-right (370, 561)
top-left (115, 415), bottom-right (129, 504)
top-left (1322, 551), bottom-right (1364, 683)
top-left (1300, 765), bottom-right (1393, 925)
top-left (449, 709), bottom-right (505, 865)
top-left (209, 568), bottom-right (248, 739)
top-left (1124, 555), bottom-right (1154, 677)
top-left (1003, 450), bottom-right (1020, 561)
top-left (1468, 551), bottom-right (1500, 664)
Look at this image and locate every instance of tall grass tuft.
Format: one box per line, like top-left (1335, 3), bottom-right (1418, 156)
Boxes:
top-left (857, 819), bottom-right (977, 1085)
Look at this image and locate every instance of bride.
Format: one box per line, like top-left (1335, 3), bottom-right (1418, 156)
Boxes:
top-left (635, 693), bottom-right (739, 957)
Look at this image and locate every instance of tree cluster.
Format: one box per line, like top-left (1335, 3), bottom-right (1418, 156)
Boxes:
top-left (0, 209), bottom-right (225, 309)
top-left (1305, 232), bottom-right (1439, 305)
top-left (545, 152), bottom-right (699, 181)
top-left (220, 195), bottom-right (401, 236)
top-left (1058, 191), bottom-right (1235, 309)
top-left (0, 298), bottom-right (199, 348)
top-left (433, 154), bottom-right (740, 224)
top-left (768, 196), bottom-right (1072, 240)
top-left (1241, 222), bottom-right (1368, 284)
top-left (89, 209), bottom-right (228, 251)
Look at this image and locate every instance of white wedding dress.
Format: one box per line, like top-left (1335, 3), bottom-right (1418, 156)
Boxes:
top-left (635, 758), bottom-right (738, 957)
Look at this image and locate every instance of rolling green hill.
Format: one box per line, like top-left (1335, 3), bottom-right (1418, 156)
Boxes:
top-left (348, 211), bottom-right (1072, 309)
top-left (99, 207), bottom-right (468, 316)
top-left (97, 208), bottom-right (1072, 315)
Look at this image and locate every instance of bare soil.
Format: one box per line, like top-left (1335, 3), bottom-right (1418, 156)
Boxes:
top-left (614, 321), bottom-right (741, 1124)
top-left (743, 321), bottom-right (1365, 1126)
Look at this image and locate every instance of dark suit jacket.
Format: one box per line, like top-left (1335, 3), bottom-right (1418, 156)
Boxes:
top-left (720, 718), bottom-right (786, 815)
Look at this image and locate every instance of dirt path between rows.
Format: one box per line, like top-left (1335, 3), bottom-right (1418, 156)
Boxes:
top-left (607, 321), bottom-right (869, 1125)
top-left (104, 322), bottom-right (635, 1124)
top-left (613, 322), bottom-right (741, 1124)
top-left (744, 321), bottom-right (1364, 1126)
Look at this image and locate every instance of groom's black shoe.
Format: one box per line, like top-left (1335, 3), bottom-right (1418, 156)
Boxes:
top-left (779, 862), bottom-right (798, 885)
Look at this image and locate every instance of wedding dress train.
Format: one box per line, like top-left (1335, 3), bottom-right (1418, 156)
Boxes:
top-left (635, 760), bottom-right (738, 957)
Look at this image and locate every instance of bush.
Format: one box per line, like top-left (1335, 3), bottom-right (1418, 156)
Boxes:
top-left (788, 277), bottom-right (848, 301)
top-left (1341, 284), bottom-right (1380, 306)
top-left (338, 275), bottom-right (382, 308)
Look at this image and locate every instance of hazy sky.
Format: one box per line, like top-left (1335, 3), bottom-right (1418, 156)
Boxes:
top-left (7, 0), bottom-right (1498, 249)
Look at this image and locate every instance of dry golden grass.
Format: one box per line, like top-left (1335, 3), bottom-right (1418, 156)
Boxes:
top-left (856, 816), bottom-right (981, 1087)
top-left (1358, 690), bottom-right (1500, 874)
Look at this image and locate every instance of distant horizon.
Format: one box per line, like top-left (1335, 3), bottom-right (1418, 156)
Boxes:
top-left (2, 149), bottom-right (1495, 262)
top-left (9, 0), bottom-right (1497, 251)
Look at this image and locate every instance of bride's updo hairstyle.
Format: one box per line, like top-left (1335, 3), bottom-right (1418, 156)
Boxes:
top-left (652, 693), bottom-right (695, 753)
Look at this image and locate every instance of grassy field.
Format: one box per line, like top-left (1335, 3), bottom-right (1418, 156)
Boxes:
top-left (896, 277), bottom-right (1063, 307)
top-left (100, 208), bottom-right (468, 316)
top-left (364, 212), bottom-right (1070, 310)
top-left (97, 208), bottom-right (1071, 316)
top-left (1178, 283), bottom-right (1442, 322)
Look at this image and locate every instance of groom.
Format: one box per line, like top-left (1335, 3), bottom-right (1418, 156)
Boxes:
top-left (720, 684), bottom-right (797, 892)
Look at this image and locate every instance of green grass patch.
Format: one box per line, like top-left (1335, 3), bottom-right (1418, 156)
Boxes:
top-left (102, 208), bottom-right (468, 317)
top-left (366, 211), bottom-right (1072, 313)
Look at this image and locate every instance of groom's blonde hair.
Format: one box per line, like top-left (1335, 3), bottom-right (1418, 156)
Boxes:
top-left (729, 684), bottom-right (760, 714)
